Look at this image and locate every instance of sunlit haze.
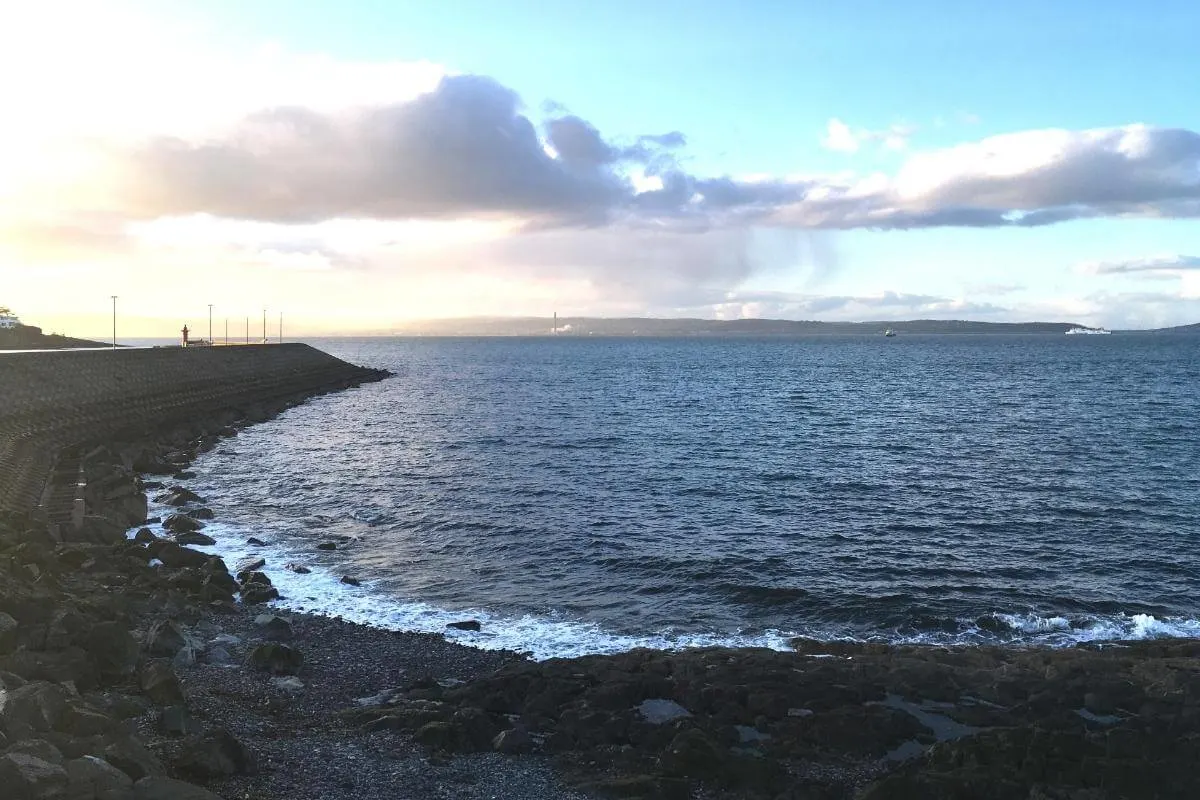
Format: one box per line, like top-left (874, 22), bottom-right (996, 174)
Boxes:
top-left (3, 0), bottom-right (1199, 337)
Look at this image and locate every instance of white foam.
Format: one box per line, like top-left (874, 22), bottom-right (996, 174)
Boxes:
top-left (134, 498), bottom-right (1200, 660)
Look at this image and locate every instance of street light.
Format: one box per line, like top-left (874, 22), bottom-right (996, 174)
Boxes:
top-left (262, 308), bottom-right (267, 343)
top-left (110, 295), bottom-right (117, 349)
top-left (208, 304), bottom-right (213, 346)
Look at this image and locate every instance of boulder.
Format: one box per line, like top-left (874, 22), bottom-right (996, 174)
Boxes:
top-left (0, 752), bottom-right (68, 798)
top-left (246, 537), bottom-right (266, 547)
top-left (186, 508), bottom-right (214, 520)
top-left (4, 739), bottom-right (64, 765)
top-left (240, 585), bottom-right (280, 605)
top-left (340, 575), bottom-right (361, 586)
top-left (162, 514), bottom-right (203, 534)
top-left (316, 542), bottom-right (338, 551)
top-left (153, 542), bottom-right (209, 570)
top-left (154, 488), bottom-right (202, 507)
top-left (103, 736), bottom-right (165, 782)
top-left (84, 621), bottom-right (140, 679)
top-left (173, 532), bottom-right (216, 547)
top-left (447, 620), bottom-right (482, 632)
top-left (492, 727), bottom-right (533, 754)
top-left (133, 528), bottom-right (158, 545)
top-left (247, 643), bottom-right (302, 675)
top-left (253, 615), bottom-right (294, 642)
top-left (0, 681), bottom-right (67, 739)
top-left (0, 612), bottom-right (17, 654)
top-left (235, 557), bottom-right (266, 574)
top-left (159, 705), bottom-right (201, 737)
top-left (143, 620), bottom-right (186, 658)
top-left (65, 755), bottom-right (133, 796)
top-left (285, 563), bottom-right (311, 574)
top-left (175, 728), bottom-right (256, 778)
top-left (133, 776), bottom-right (225, 800)
top-left (139, 661), bottom-right (184, 706)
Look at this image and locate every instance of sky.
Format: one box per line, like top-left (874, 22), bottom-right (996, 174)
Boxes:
top-left (2, 1), bottom-right (1199, 337)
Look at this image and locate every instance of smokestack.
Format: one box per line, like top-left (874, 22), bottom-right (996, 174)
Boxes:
top-left (553, 312), bottom-right (557, 335)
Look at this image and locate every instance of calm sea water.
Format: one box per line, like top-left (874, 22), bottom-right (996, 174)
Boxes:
top-left (160, 335), bottom-right (1200, 658)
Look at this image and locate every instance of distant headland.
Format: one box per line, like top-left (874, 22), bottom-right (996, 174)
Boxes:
top-left (388, 317), bottom-right (1200, 337)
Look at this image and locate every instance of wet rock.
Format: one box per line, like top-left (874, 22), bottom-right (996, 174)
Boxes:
top-left (173, 531), bottom-right (216, 546)
top-left (103, 736), bottom-right (165, 781)
top-left (59, 700), bottom-right (120, 736)
top-left (235, 557), bottom-right (266, 574)
top-left (254, 614), bottom-right (294, 642)
top-left (340, 575), bottom-right (361, 586)
top-left (162, 514), bottom-right (203, 534)
top-left (176, 728), bottom-right (256, 778)
top-left (240, 584), bottom-right (280, 605)
top-left (155, 488), bottom-right (202, 507)
top-left (447, 620), bottom-right (482, 632)
top-left (139, 661), bottom-right (184, 706)
top-left (316, 541), bottom-right (338, 551)
top-left (153, 542), bottom-right (209, 570)
top-left (133, 528), bottom-right (158, 545)
top-left (247, 643), bottom-right (302, 675)
top-left (414, 721), bottom-right (457, 750)
top-left (285, 563), bottom-right (311, 574)
top-left (246, 537), bottom-right (266, 546)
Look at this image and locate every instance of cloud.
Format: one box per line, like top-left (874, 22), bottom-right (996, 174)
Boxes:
top-left (1080, 254), bottom-right (1200, 275)
top-left (820, 118), bottom-right (914, 153)
top-left (775, 125), bottom-right (1200, 230)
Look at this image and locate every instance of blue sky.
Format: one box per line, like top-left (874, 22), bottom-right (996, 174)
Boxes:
top-left (3, 0), bottom-right (1199, 333)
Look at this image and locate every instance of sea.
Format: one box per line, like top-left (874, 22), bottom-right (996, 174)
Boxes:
top-left (146, 335), bottom-right (1200, 659)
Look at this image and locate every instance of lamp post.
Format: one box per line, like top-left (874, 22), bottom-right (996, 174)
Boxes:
top-left (225, 318), bottom-right (228, 345)
top-left (245, 317), bottom-right (249, 344)
top-left (208, 304), bottom-right (213, 346)
top-left (110, 295), bottom-right (117, 349)
top-left (262, 308), bottom-right (267, 343)
top-left (279, 312), bottom-right (283, 344)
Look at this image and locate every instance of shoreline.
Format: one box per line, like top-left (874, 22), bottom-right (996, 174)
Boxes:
top-left (111, 396), bottom-right (1200, 798)
top-left (2, 347), bottom-right (1198, 798)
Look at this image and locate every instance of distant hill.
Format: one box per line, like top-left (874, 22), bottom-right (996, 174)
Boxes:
top-left (391, 317), bottom-right (1099, 337)
top-left (1145, 322), bottom-right (1200, 334)
top-left (0, 324), bottom-right (110, 350)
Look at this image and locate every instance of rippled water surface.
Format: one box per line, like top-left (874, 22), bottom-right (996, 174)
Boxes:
top-left (174, 336), bottom-right (1200, 657)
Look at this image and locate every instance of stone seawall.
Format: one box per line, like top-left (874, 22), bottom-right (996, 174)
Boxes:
top-left (0, 344), bottom-right (389, 520)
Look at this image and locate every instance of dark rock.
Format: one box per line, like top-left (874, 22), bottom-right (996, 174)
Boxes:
top-left (492, 727), bottom-right (533, 754)
top-left (153, 542), bottom-right (209, 570)
top-left (414, 721), bottom-right (457, 750)
top-left (240, 585), bottom-right (280, 605)
top-left (59, 700), bottom-right (121, 736)
top-left (316, 541), bottom-right (338, 551)
top-left (133, 528), bottom-right (157, 545)
top-left (154, 488), bottom-right (202, 507)
top-left (65, 755), bottom-right (134, 796)
top-left (173, 531), bottom-right (216, 547)
top-left (660, 729), bottom-right (726, 779)
top-left (139, 661), bottom-right (184, 706)
top-left (247, 643), bottom-right (302, 675)
top-left (246, 537), bottom-right (266, 546)
top-left (340, 575), bottom-right (361, 586)
top-left (162, 514), bottom-right (203, 534)
top-left (175, 728), bottom-right (256, 778)
top-left (0, 752), bottom-right (68, 798)
top-left (0, 681), bottom-right (67, 739)
top-left (4, 739), bottom-right (64, 765)
top-left (447, 620), bottom-right (482, 632)
top-left (253, 615), bottom-right (294, 642)
top-left (285, 563), bottom-right (311, 574)
top-left (172, 471), bottom-right (197, 480)
top-left (158, 706), bottom-right (201, 737)
top-left (133, 776), bottom-right (225, 800)
top-left (0, 612), bottom-right (17, 655)
top-left (235, 557), bottom-right (266, 574)
top-left (143, 620), bottom-right (186, 658)
top-left (103, 736), bottom-right (165, 782)
top-left (186, 507), bottom-right (214, 520)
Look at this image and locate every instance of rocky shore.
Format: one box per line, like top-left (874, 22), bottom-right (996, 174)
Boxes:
top-left (3, 349), bottom-right (1198, 799)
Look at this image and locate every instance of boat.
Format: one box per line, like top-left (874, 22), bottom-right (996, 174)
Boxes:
top-left (883, 328), bottom-right (897, 337)
top-left (1065, 327), bottom-right (1111, 335)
